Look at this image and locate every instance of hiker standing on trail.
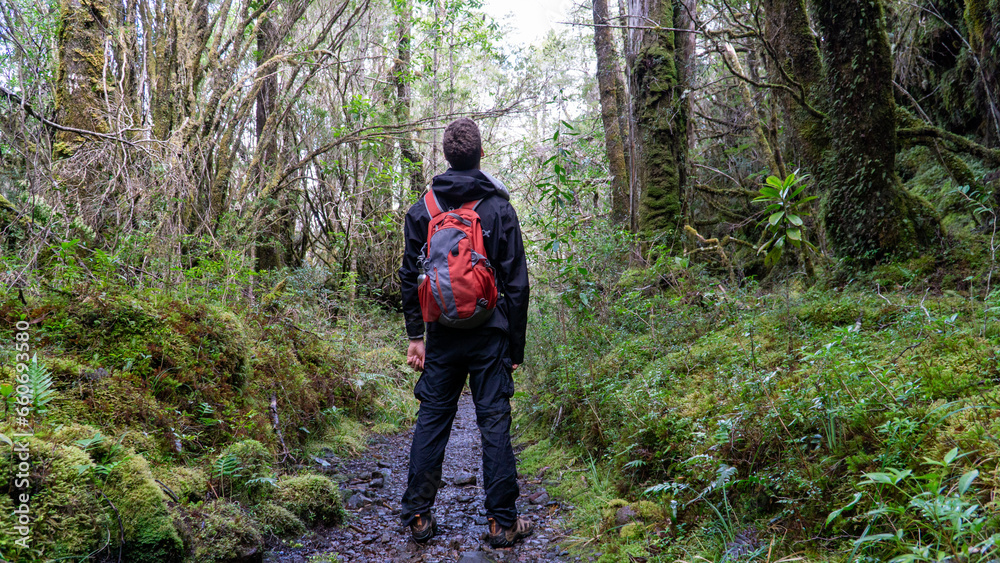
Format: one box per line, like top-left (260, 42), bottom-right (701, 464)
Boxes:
top-left (398, 118), bottom-right (533, 548)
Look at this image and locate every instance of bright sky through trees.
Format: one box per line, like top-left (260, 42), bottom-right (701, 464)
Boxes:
top-left (482, 0), bottom-right (574, 46)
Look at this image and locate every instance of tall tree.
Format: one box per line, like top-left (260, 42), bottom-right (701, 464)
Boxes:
top-left (254, 10), bottom-right (294, 270)
top-left (964, 0), bottom-right (1000, 146)
top-left (55, 0), bottom-right (109, 159)
top-left (814, 0), bottom-right (939, 262)
top-left (393, 0), bottom-right (425, 193)
top-left (628, 0), bottom-right (688, 239)
top-left (761, 0), bottom-right (828, 175)
top-left (592, 0), bottom-right (630, 225)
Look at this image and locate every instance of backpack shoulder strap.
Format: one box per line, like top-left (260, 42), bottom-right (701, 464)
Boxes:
top-left (459, 199), bottom-right (483, 211)
top-left (423, 189), bottom-right (445, 217)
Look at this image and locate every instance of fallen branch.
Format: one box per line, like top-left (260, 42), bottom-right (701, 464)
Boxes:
top-left (270, 393), bottom-right (290, 461)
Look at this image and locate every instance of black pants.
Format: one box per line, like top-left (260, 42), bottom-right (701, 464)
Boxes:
top-left (400, 328), bottom-right (519, 528)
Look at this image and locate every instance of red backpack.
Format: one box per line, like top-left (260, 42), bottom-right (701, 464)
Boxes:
top-left (418, 189), bottom-right (498, 328)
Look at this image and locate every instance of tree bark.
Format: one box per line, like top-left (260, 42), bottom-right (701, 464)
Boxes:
top-left (628, 0), bottom-right (688, 239)
top-left (964, 0), bottom-right (1000, 146)
top-left (721, 43), bottom-right (782, 177)
top-left (760, 0), bottom-right (828, 175)
top-left (255, 14), bottom-right (293, 270)
top-left (55, 0), bottom-right (110, 159)
top-left (592, 0), bottom-right (630, 225)
top-left (814, 0), bottom-right (939, 262)
top-left (393, 0), bottom-right (425, 193)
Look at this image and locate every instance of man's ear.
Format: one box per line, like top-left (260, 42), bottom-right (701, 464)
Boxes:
top-left (481, 148), bottom-right (485, 158)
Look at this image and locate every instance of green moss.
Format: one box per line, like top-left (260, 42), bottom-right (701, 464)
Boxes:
top-left (618, 521), bottom-right (645, 540)
top-left (154, 466), bottom-right (209, 503)
top-left (274, 474), bottom-right (345, 526)
top-left (632, 500), bottom-right (663, 521)
top-left (190, 501), bottom-right (263, 563)
top-left (217, 439), bottom-right (276, 504)
top-left (103, 454), bottom-right (184, 563)
top-left (314, 418), bottom-right (369, 457)
top-left (0, 435), bottom-right (107, 560)
top-left (634, 0), bottom-right (685, 238)
top-left (254, 502), bottom-right (307, 539)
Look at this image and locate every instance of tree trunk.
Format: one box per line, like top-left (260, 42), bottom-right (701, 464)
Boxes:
top-left (721, 43), bottom-right (782, 178)
top-left (761, 0), bottom-right (828, 175)
top-left (814, 0), bottom-right (939, 262)
top-left (255, 14), bottom-right (291, 271)
top-left (628, 0), bottom-right (687, 239)
top-left (592, 0), bottom-right (630, 225)
top-left (55, 0), bottom-right (109, 159)
top-left (394, 0), bottom-right (425, 193)
top-left (964, 0), bottom-right (1000, 146)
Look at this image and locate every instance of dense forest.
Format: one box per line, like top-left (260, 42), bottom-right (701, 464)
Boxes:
top-left (1, 0), bottom-right (1000, 560)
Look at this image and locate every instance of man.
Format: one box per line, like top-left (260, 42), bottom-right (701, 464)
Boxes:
top-left (398, 118), bottom-right (533, 548)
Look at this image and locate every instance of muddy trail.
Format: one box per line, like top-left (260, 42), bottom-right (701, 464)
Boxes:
top-left (265, 392), bottom-right (585, 563)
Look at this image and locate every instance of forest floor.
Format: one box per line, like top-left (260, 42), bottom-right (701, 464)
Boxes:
top-left (264, 391), bottom-right (583, 563)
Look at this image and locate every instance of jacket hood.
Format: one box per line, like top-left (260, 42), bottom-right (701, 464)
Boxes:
top-left (429, 168), bottom-right (510, 203)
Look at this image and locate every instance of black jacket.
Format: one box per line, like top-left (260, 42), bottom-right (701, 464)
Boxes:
top-left (399, 168), bottom-right (530, 364)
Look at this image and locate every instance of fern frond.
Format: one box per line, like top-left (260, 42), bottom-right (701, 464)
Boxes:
top-left (27, 355), bottom-right (55, 416)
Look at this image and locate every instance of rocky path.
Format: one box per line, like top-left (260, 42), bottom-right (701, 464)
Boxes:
top-left (265, 392), bottom-right (578, 563)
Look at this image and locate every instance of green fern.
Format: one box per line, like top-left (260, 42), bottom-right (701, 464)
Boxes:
top-left (27, 355), bottom-right (55, 417)
top-left (213, 452), bottom-right (244, 499)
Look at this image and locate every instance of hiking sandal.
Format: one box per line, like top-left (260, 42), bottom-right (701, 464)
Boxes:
top-left (410, 513), bottom-right (438, 543)
top-left (487, 516), bottom-right (534, 548)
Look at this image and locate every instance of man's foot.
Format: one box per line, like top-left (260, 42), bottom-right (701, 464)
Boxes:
top-left (410, 513), bottom-right (437, 543)
top-left (487, 516), bottom-right (534, 548)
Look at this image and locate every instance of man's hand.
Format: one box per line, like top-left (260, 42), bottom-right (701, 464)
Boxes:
top-left (512, 364), bottom-right (519, 371)
top-left (407, 339), bottom-right (426, 371)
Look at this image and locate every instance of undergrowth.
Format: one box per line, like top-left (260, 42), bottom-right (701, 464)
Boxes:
top-left (0, 249), bottom-right (418, 562)
top-left (517, 221), bottom-right (1000, 562)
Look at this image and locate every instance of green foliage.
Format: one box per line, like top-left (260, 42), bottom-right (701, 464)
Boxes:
top-left (253, 502), bottom-right (307, 540)
top-left (189, 501), bottom-right (263, 563)
top-left (520, 215), bottom-right (1000, 561)
top-left (830, 448), bottom-right (1000, 562)
top-left (274, 474), bottom-right (346, 526)
top-left (214, 439), bottom-right (277, 503)
top-left (754, 172), bottom-right (818, 268)
top-left (9, 355), bottom-right (56, 422)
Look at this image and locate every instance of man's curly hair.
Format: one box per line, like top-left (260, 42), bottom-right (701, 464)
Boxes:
top-left (443, 118), bottom-right (481, 170)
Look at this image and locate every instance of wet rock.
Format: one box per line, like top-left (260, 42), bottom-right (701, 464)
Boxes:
top-left (456, 494), bottom-right (475, 503)
top-left (615, 505), bottom-right (638, 526)
top-left (346, 493), bottom-right (373, 509)
top-left (529, 491), bottom-right (549, 505)
top-left (369, 477), bottom-right (385, 489)
top-left (453, 471), bottom-right (477, 486)
top-left (459, 551), bottom-right (497, 563)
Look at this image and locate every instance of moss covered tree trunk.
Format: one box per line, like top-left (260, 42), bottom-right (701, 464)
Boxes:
top-left (814, 0), bottom-right (939, 262)
top-left (964, 0), bottom-right (1000, 146)
top-left (55, 0), bottom-right (109, 159)
top-left (593, 0), bottom-right (630, 225)
top-left (761, 0), bottom-right (828, 175)
top-left (254, 15), bottom-right (293, 271)
top-left (393, 0), bottom-right (425, 193)
top-left (629, 0), bottom-right (687, 239)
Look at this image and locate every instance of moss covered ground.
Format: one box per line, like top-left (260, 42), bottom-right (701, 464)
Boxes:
top-left (516, 229), bottom-right (1000, 561)
top-left (0, 269), bottom-right (417, 562)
